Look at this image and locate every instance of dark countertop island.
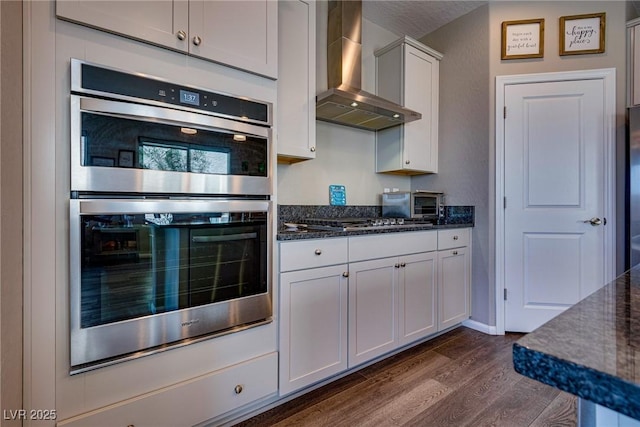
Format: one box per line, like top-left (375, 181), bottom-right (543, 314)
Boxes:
top-left (513, 266), bottom-right (640, 424)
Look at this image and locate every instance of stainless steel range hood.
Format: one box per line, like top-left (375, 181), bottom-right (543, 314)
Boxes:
top-left (316, 0), bottom-right (421, 131)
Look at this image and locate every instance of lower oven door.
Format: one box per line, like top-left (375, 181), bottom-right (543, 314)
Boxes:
top-left (69, 198), bottom-right (271, 372)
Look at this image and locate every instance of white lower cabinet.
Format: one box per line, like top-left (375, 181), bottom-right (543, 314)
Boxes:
top-left (400, 251), bottom-right (438, 345)
top-left (278, 229), bottom-right (469, 395)
top-left (279, 264), bottom-right (348, 396)
top-left (57, 352), bottom-right (278, 427)
top-left (278, 238), bottom-right (349, 396)
top-left (437, 229), bottom-right (471, 330)
top-left (348, 257), bottom-right (399, 367)
top-left (348, 250), bottom-right (437, 367)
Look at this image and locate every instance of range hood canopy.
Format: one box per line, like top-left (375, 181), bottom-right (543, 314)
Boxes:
top-left (316, 0), bottom-right (421, 131)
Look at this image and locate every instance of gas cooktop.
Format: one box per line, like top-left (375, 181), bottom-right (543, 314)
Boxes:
top-left (290, 217), bottom-right (434, 232)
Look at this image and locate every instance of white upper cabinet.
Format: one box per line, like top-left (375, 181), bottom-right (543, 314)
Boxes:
top-left (375, 36), bottom-right (442, 174)
top-left (277, 0), bottom-right (316, 163)
top-left (56, 0), bottom-right (278, 79)
top-left (189, 0), bottom-right (277, 79)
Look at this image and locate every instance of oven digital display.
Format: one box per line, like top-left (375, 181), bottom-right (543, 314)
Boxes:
top-left (180, 89), bottom-right (200, 106)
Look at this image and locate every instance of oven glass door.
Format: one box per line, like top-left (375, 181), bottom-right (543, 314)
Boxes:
top-left (413, 195), bottom-right (438, 217)
top-left (71, 96), bottom-right (271, 195)
top-left (70, 199), bottom-right (271, 370)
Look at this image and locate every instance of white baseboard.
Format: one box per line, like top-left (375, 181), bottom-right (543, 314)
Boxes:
top-left (462, 319), bottom-right (498, 335)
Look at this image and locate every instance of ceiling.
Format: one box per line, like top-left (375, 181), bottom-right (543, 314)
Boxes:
top-left (362, 0), bottom-right (488, 40)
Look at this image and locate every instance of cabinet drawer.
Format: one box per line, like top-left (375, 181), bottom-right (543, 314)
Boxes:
top-left (349, 231), bottom-right (437, 262)
top-left (437, 228), bottom-right (470, 250)
top-left (280, 238), bottom-right (348, 272)
top-left (57, 352), bottom-right (278, 427)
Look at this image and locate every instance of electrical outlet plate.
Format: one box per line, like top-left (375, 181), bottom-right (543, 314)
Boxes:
top-left (329, 185), bottom-right (346, 206)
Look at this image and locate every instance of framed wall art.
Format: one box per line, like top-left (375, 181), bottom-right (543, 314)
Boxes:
top-left (559, 12), bottom-right (605, 55)
top-left (501, 18), bottom-right (544, 60)
top-left (118, 150), bottom-right (135, 167)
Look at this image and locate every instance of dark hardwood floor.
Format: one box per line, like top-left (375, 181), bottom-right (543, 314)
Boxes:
top-left (235, 327), bottom-right (577, 427)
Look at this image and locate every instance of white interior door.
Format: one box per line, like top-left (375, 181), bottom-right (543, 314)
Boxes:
top-left (502, 76), bottom-right (610, 332)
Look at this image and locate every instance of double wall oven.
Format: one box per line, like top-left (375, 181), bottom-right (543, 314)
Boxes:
top-left (69, 59), bottom-right (273, 372)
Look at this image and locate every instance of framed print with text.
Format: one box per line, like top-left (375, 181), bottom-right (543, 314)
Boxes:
top-left (501, 18), bottom-right (544, 60)
top-left (559, 12), bottom-right (605, 55)
top-left (118, 150), bottom-right (135, 167)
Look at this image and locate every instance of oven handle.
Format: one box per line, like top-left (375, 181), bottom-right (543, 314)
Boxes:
top-left (192, 233), bottom-right (257, 243)
top-left (77, 96), bottom-right (270, 138)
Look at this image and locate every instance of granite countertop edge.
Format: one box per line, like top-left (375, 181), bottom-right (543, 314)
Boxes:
top-left (512, 342), bottom-right (640, 420)
top-left (276, 223), bottom-right (473, 241)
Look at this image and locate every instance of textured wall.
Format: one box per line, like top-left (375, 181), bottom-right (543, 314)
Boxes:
top-left (418, 1), bottom-right (629, 328)
top-left (417, 5), bottom-right (492, 326)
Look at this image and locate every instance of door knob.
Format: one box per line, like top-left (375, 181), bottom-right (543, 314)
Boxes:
top-left (583, 217), bottom-right (602, 226)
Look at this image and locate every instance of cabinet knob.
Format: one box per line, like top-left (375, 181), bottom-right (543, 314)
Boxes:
top-left (176, 30), bottom-right (186, 41)
top-left (400, 262), bottom-right (406, 267)
top-left (453, 235), bottom-right (459, 240)
top-left (405, 160), bottom-right (411, 165)
top-left (192, 35), bottom-right (202, 46)
top-left (342, 272), bottom-right (349, 277)
top-left (453, 250), bottom-right (458, 255)
top-left (314, 249), bottom-right (322, 255)
top-left (395, 263), bottom-right (400, 268)
top-left (310, 146), bottom-right (316, 152)
top-left (234, 384), bottom-right (243, 394)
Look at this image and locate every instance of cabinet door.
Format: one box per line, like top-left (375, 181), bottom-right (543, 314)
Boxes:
top-left (438, 247), bottom-right (470, 330)
top-left (375, 39), bottom-right (440, 174)
top-left (277, 0), bottom-right (316, 162)
top-left (189, 0), bottom-right (278, 79)
top-left (279, 265), bottom-right (348, 395)
top-left (399, 252), bottom-right (437, 346)
top-left (348, 257), bottom-right (398, 368)
top-left (56, 0), bottom-right (189, 53)
top-left (402, 44), bottom-right (439, 173)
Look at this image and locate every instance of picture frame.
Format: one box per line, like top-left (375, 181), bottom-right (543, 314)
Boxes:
top-left (559, 12), bottom-right (605, 56)
top-left (501, 18), bottom-right (544, 60)
top-left (118, 150), bottom-right (135, 168)
top-left (91, 156), bottom-right (115, 167)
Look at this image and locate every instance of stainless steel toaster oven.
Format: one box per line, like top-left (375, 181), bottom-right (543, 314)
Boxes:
top-left (381, 190), bottom-right (444, 221)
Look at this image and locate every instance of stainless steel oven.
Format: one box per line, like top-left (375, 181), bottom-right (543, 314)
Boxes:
top-left (70, 198), bottom-right (272, 372)
top-left (68, 59), bottom-right (274, 372)
top-left (70, 58), bottom-right (272, 196)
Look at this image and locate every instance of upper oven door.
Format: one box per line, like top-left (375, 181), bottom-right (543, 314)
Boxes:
top-left (70, 95), bottom-right (272, 195)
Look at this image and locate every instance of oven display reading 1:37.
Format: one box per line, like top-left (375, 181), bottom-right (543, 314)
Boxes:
top-left (180, 90), bottom-right (200, 106)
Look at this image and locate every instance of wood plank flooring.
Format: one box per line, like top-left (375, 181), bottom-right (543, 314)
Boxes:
top-left (235, 327), bottom-right (577, 427)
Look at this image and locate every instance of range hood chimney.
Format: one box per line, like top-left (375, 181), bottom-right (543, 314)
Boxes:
top-left (315, 0), bottom-right (421, 131)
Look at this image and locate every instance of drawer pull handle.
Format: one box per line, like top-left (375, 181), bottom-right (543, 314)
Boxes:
top-left (453, 250), bottom-right (458, 255)
top-left (234, 384), bottom-right (243, 394)
top-left (342, 272), bottom-right (349, 277)
top-left (314, 249), bottom-right (322, 255)
top-left (453, 236), bottom-right (459, 240)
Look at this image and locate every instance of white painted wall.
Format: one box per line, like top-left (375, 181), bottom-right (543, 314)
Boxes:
top-left (276, 1), bottom-right (409, 206)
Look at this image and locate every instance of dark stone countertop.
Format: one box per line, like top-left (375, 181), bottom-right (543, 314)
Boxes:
top-left (513, 266), bottom-right (640, 420)
top-left (277, 223), bottom-right (473, 241)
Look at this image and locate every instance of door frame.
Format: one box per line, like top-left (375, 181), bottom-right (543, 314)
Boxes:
top-left (495, 69), bottom-right (616, 334)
